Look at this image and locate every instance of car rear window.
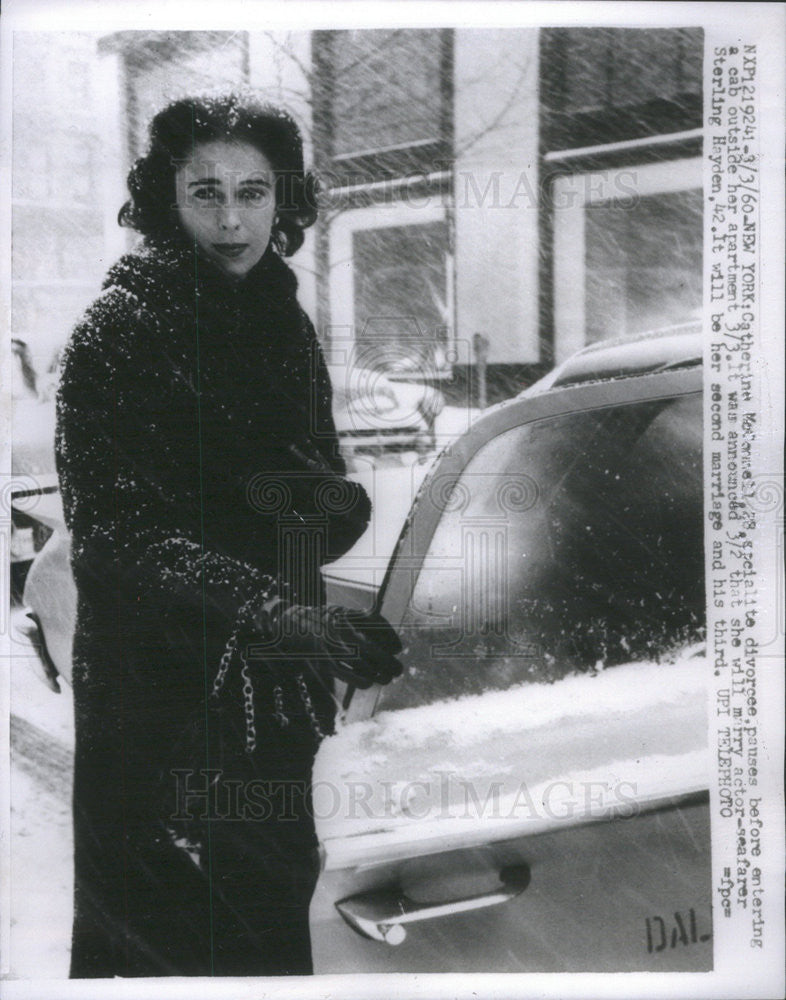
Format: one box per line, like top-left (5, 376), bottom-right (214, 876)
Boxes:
top-left (378, 392), bottom-right (703, 712)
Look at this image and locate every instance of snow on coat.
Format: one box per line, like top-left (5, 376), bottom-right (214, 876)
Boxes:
top-left (55, 234), bottom-right (370, 976)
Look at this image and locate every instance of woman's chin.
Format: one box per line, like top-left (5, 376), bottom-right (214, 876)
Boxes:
top-left (212, 258), bottom-right (251, 280)
top-left (204, 250), bottom-right (262, 280)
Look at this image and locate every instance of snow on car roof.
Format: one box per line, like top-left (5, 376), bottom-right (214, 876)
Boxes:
top-left (523, 323), bottom-right (703, 396)
top-left (553, 325), bottom-right (702, 386)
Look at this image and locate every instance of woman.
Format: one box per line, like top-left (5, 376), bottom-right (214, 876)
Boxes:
top-left (56, 92), bottom-right (402, 978)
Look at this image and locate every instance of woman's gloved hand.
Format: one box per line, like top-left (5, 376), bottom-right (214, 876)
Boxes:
top-left (252, 598), bottom-right (403, 689)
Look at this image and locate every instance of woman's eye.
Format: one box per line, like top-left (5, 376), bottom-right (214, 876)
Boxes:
top-left (240, 188), bottom-right (268, 204)
top-left (193, 187), bottom-right (218, 202)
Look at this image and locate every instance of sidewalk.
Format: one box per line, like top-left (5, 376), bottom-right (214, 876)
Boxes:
top-left (7, 605), bottom-right (74, 980)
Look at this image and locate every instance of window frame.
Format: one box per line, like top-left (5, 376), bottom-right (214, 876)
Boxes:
top-left (550, 155), bottom-right (702, 363)
top-left (327, 199), bottom-right (453, 346)
top-left (311, 27), bottom-right (454, 182)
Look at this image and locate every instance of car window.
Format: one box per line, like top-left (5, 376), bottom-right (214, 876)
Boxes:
top-left (377, 392), bottom-right (703, 712)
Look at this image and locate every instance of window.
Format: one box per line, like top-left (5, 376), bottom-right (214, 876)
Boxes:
top-left (332, 29), bottom-right (445, 157)
top-left (377, 392), bottom-right (703, 712)
top-left (112, 31), bottom-right (250, 158)
top-left (559, 28), bottom-right (701, 115)
top-left (539, 27), bottom-right (703, 362)
top-left (312, 28), bottom-right (452, 182)
top-left (57, 136), bottom-right (95, 203)
top-left (352, 221), bottom-right (450, 366)
top-left (329, 203), bottom-right (452, 368)
top-left (584, 188), bottom-right (702, 344)
top-left (312, 28), bottom-right (454, 349)
top-left (541, 27), bottom-right (703, 149)
top-left (551, 157), bottom-right (702, 361)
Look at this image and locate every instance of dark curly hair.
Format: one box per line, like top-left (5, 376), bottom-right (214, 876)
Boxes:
top-left (118, 92), bottom-right (318, 256)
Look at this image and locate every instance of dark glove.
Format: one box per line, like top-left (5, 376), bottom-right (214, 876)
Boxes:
top-left (253, 599), bottom-right (403, 689)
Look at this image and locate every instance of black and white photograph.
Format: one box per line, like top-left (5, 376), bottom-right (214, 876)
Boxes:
top-left (1, 2), bottom-right (783, 998)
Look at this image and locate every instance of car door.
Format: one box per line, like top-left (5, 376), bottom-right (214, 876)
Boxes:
top-left (310, 368), bottom-right (711, 973)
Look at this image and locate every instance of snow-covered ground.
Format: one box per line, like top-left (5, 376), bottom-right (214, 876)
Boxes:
top-left (6, 606), bottom-right (75, 979)
top-left (8, 753), bottom-right (73, 978)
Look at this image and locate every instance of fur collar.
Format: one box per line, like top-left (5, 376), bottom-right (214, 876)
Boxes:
top-left (102, 234), bottom-right (301, 317)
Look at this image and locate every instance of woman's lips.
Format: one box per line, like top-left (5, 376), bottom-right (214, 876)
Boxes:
top-left (213, 243), bottom-right (249, 259)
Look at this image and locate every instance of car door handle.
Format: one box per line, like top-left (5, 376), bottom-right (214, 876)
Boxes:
top-left (335, 865), bottom-right (530, 945)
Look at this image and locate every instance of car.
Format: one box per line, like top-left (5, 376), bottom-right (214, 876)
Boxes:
top-left (16, 327), bottom-right (709, 972)
top-left (9, 338), bottom-right (59, 587)
top-left (328, 362), bottom-right (444, 466)
top-left (308, 325), bottom-right (709, 973)
top-left (14, 491), bottom-right (74, 692)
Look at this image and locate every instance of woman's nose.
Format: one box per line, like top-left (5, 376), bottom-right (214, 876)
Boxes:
top-left (219, 204), bottom-right (242, 231)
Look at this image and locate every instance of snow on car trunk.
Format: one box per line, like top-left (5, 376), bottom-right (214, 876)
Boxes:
top-left (314, 646), bottom-right (708, 869)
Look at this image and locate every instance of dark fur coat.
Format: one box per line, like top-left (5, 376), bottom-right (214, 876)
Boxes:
top-left (55, 235), bottom-right (370, 977)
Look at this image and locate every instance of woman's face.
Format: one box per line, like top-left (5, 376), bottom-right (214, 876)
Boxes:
top-left (175, 139), bottom-right (277, 279)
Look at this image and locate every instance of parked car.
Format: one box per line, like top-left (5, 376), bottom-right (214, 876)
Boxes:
top-left (18, 328), bottom-right (709, 972)
top-left (9, 338), bottom-right (59, 586)
top-left (328, 363), bottom-right (443, 465)
top-left (310, 326), bottom-right (709, 973)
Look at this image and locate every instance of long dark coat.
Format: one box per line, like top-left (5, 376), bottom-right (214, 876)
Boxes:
top-left (55, 235), bottom-right (370, 977)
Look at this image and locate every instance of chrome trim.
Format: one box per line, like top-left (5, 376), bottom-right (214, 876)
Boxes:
top-left (321, 788), bottom-right (709, 872)
top-left (335, 865), bottom-right (530, 945)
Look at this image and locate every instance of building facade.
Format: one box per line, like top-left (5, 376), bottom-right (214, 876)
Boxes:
top-left (12, 26), bottom-right (704, 407)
